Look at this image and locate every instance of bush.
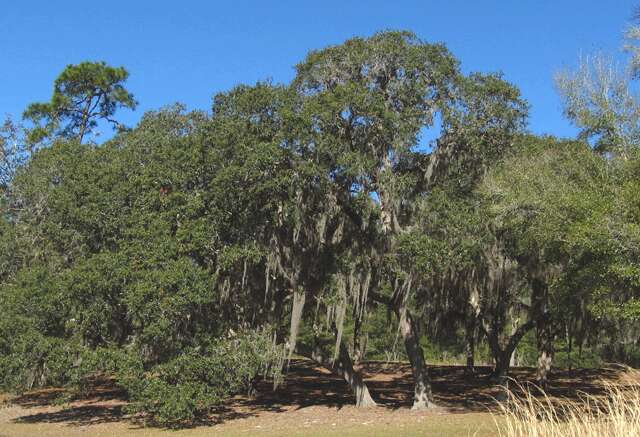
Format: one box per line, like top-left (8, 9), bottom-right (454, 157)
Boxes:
top-left (118, 329), bottom-right (282, 426)
top-left (0, 330), bottom-right (80, 393)
top-left (0, 328), bottom-right (282, 427)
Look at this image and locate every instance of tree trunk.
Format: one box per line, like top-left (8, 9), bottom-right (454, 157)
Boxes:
top-left (305, 340), bottom-right (377, 407)
top-left (509, 321), bottom-right (518, 367)
top-left (484, 317), bottom-right (535, 401)
top-left (492, 350), bottom-right (510, 382)
top-left (369, 290), bottom-right (436, 409)
top-left (536, 317), bottom-right (554, 390)
top-left (352, 315), bottom-right (367, 364)
top-left (336, 342), bottom-right (376, 407)
top-left (464, 315), bottom-right (477, 375)
top-left (286, 286), bottom-right (305, 359)
top-left (528, 260), bottom-right (554, 390)
top-left (492, 350), bottom-right (511, 401)
top-left (398, 303), bottom-right (436, 409)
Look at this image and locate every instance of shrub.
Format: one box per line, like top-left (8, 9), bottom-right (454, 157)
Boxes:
top-left (119, 329), bottom-right (282, 426)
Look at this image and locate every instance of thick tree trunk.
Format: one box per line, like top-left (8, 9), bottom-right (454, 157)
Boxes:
top-left (336, 342), bottom-right (376, 407)
top-left (492, 350), bottom-right (511, 383)
top-left (464, 315), bottom-right (477, 375)
top-left (528, 259), bottom-right (555, 390)
top-left (465, 337), bottom-right (475, 374)
top-left (369, 290), bottom-right (436, 409)
top-left (286, 286), bottom-right (305, 358)
top-left (492, 350), bottom-right (511, 401)
top-left (304, 340), bottom-right (377, 407)
top-left (536, 317), bottom-right (554, 390)
top-left (398, 304), bottom-right (436, 410)
top-left (484, 317), bottom-right (535, 400)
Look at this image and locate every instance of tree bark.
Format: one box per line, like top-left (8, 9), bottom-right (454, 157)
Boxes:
top-left (286, 285), bottom-right (305, 358)
top-left (336, 342), bottom-right (377, 407)
top-left (492, 350), bottom-right (511, 382)
top-left (492, 350), bottom-right (511, 401)
top-left (352, 315), bottom-right (367, 364)
top-left (484, 318), bottom-right (535, 384)
top-left (536, 316), bottom-right (554, 390)
top-left (398, 303), bottom-right (436, 410)
top-left (509, 321), bottom-right (518, 367)
top-left (370, 290), bottom-right (436, 409)
top-left (464, 314), bottom-right (477, 375)
top-left (527, 258), bottom-right (555, 390)
top-left (303, 340), bottom-right (377, 407)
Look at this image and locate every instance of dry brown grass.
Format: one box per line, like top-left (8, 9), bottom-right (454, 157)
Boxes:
top-left (495, 367), bottom-right (640, 437)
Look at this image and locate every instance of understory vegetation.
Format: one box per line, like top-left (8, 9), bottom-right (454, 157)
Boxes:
top-left (2, 18), bottom-right (640, 427)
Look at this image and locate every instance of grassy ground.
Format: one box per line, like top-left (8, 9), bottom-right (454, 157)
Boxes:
top-left (0, 360), bottom-right (626, 437)
top-left (0, 407), bottom-right (497, 436)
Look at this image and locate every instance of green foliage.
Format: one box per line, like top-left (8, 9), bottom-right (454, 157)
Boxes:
top-left (2, 28), bottom-right (640, 427)
top-left (23, 61), bottom-right (137, 144)
top-left (438, 72), bottom-right (529, 191)
top-left (119, 330), bottom-right (281, 426)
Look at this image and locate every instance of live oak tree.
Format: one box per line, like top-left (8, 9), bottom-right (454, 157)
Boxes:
top-left (2, 27), bottom-right (640, 426)
top-left (398, 74), bottom-right (529, 387)
top-left (289, 30), bottom-right (462, 409)
top-left (290, 31), bottom-right (532, 408)
top-left (210, 80), bottom-right (381, 406)
top-left (482, 136), bottom-right (618, 387)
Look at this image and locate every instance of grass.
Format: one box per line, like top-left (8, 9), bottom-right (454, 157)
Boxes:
top-left (495, 368), bottom-right (640, 437)
top-left (0, 404), bottom-right (497, 437)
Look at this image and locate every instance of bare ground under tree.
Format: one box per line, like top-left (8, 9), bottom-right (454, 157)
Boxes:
top-left (0, 360), bottom-right (628, 437)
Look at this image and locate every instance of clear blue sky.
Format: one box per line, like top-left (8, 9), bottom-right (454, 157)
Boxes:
top-left (1, 0), bottom-right (637, 139)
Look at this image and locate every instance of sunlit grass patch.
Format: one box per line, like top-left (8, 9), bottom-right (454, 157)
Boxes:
top-left (495, 368), bottom-right (640, 437)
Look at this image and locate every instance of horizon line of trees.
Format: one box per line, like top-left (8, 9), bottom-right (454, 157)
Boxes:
top-left (1, 26), bottom-right (640, 426)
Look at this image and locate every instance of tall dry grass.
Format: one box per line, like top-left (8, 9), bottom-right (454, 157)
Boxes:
top-left (495, 369), bottom-right (640, 437)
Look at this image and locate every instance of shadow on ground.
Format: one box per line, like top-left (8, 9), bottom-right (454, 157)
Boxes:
top-left (7, 360), bottom-right (625, 428)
